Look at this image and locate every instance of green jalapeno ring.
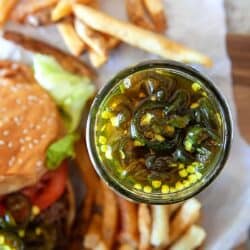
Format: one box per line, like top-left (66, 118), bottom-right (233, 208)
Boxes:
top-left (131, 71), bottom-right (176, 99)
top-left (0, 230), bottom-right (24, 250)
top-left (130, 100), bottom-right (181, 151)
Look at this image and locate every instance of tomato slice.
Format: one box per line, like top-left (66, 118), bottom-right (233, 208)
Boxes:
top-left (22, 162), bottom-right (68, 211)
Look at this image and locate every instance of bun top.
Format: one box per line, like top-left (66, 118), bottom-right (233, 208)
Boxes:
top-left (0, 61), bottom-right (60, 195)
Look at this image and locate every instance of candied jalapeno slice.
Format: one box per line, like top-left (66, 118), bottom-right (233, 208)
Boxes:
top-left (0, 212), bottom-right (16, 230)
top-left (172, 148), bottom-right (195, 163)
top-left (107, 95), bottom-right (133, 128)
top-left (193, 97), bottom-right (220, 129)
top-left (109, 94), bottom-right (133, 112)
top-left (131, 100), bottom-right (181, 151)
top-left (131, 71), bottom-right (176, 100)
top-left (0, 217), bottom-right (5, 229)
top-left (196, 146), bottom-right (212, 163)
top-left (183, 125), bottom-right (219, 153)
top-left (167, 114), bottom-right (191, 128)
top-left (24, 226), bottom-right (57, 250)
top-left (112, 137), bottom-right (136, 164)
top-left (125, 159), bottom-right (148, 181)
top-left (145, 155), bottom-right (177, 172)
top-left (111, 104), bottom-right (132, 128)
top-left (0, 230), bottom-right (24, 250)
top-left (164, 89), bottom-right (190, 115)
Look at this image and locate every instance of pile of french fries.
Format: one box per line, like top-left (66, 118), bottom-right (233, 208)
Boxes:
top-left (74, 141), bottom-right (206, 250)
top-left (0, 0), bottom-right (212, 69)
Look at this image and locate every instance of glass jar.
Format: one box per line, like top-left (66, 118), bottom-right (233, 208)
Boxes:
top-left (86, 60), bottom-right (232, 204)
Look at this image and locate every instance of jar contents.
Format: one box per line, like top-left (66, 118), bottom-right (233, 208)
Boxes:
top-left (95, 69), bottom-right (223, 194)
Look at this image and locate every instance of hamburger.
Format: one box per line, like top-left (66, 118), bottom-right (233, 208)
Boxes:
top-left (0, 56), bottom-right (95, 249)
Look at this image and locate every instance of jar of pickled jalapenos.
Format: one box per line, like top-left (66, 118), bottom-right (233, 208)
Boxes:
top-left (86, 60), bottom-right (232, 204)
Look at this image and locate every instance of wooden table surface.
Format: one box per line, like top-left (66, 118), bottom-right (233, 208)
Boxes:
top-left (227, 34), bottom-right (250, 250)
top-left (227, 34), bottom-right (250, 144)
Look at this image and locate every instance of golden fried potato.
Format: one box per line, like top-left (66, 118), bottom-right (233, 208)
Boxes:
top-left (169, 198), bottom-right (201, 244)
top-left (169, 225), bottom-right (206, 250)
top-left (11, 0), bottom-right (58, 22)
top-left (138, 204), bottom-right (151, 250)
top-left (143, 0), bottom-right (167, 32)
top-left (73, 4), bottom-right (212, 67)
top-left (150, 205), bottom-right (169, 248)
top-left (118, 198), bottom-right (139, 247)
top-left (126, 0), bottom-right (154, 31)
top-left (0, 0), bottom-right (18, 26)
top-left (102, 182), bottom-right (118, 248)
top-left (57, 20), bottom-right (86, 56)
top-left (74, 18), bottom-right (108, 57)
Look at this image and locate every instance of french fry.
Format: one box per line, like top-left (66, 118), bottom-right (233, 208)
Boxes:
top-left (66, 180), bottom-right (76, 232)
top-left (73, 4), bottom-right (212, 67)
top-left (75, 140), bottom-right (99, 193)
top-left (74, 18), bottom-right (108, 57)
top-left (93, 241), bottom-right (108, 250)
top-left (86, 192), bottom-right (110, 249)
top-left (11, 0), bottom-right (58, 22)
top-left (126, 0), bottom-right (154, 31)
top-left (89, 49), bottom-right (108, 68)
top-left (51, 0), bottom-right (93, 21)
top-left (57, 20), bottom-right (86, 56)
top-left (75, 140), bottom-right (99, 223)
top-left (150, 205), bottom-right (169, 248)
top-left (93, 182), bottom-right (105, 221)
top-left (118, 198), bottom-right (139, 247)
top-left (85, 188), bottom-right (108, 250)
top-left (118, 244), bottom-right (136, 250)
top-left (169, 198), bottom-right (201, 244)
top-left (0, 0), bottom-right (18, 26)
top-left (169, 203), bottom-right (182, 216)
top-left (51, 0), bottom-right (71, 21)
top-left (82, 192), bottom-right (95, 225)
top-left (169, 225), bottom-right (206, 250)
top-left (3, 30), bottom-right (95, 78)
top-left (84, 214), bottom-right (103, 249)
top-left (87, 0), bottom-right (99, 9)
top-left (143, 0), bottom-right (167, 32)
top-left (106, 36), bottom-right (121, 50)
top-left (102, 182), bottom-right (118, 249)
top-left (138, 204), bottom-right (151, 250)
top-left (94, 181), bottom-right (104, 213)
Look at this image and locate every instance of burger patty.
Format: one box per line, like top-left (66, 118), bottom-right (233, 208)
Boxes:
top-left (24, 172), bottom-right (78, 250)
top-left (24, 194), bottom-right (69, 250)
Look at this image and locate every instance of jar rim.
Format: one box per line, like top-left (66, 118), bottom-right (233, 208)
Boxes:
top-left (86, 60), bottom-right (233, 204)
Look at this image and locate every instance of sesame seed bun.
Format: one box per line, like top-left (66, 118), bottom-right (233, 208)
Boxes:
top-left (0, 61), bottom-right (60, 195)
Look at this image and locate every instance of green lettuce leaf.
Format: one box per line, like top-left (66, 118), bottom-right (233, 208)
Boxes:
top-left (46, 133), bottom-right (80, 170)
top-left (33, 54), bottom-right (95, 132)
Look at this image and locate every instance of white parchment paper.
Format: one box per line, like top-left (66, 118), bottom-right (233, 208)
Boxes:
top-left (1, 0), bottom-right (250, 249)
